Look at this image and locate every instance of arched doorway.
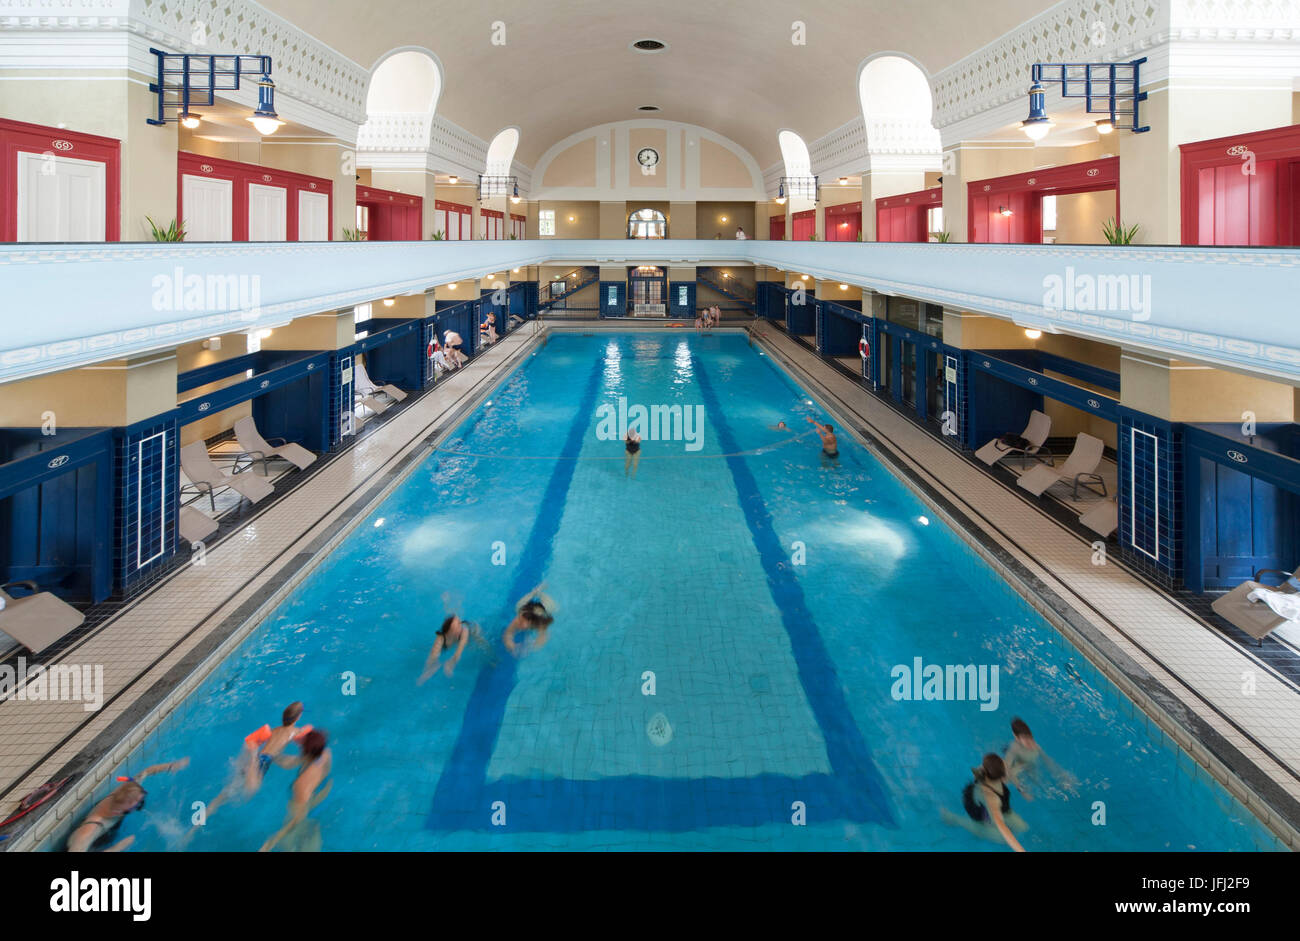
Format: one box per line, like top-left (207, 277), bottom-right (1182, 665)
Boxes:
top-left (628, 208), bottom-right (667, 239)
top-left (628, 265), bottom-right (667, 316)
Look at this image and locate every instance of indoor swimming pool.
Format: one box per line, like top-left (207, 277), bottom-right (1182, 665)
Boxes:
top-left (47, 333), bottom-right (1283, 851)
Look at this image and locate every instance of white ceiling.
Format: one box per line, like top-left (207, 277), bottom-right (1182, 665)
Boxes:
top-left (257, 0), bottom-right (1061, 167)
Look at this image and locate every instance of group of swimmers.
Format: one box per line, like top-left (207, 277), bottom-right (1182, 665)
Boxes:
top-left (694, 306), bottom-right (722, 331)
top-left (942, 718), bottom-right (1077, 852)
top-left (421, 583), bottom-right (559, 682)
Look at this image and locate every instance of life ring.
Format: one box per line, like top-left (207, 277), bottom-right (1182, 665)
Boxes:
top-left (859, 338), bottom-right (871, 359)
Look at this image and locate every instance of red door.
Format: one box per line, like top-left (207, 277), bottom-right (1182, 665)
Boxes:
top-left (769, 215), bottom-right (786, 240)
top-left (792, 209), bottom-right (815, 241)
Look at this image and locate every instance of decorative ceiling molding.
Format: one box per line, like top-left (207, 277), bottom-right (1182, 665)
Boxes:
top-left (930, 0), bottom-right (1300, 143)
top-left (1, 0), bottom-right (369, 122)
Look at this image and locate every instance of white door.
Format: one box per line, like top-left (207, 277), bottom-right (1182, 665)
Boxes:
top-left (446, 210), bottom-right (460, 241)
top-left (16, 151), bottom-right (106, 241)
top-left (298, 190), bottom-right (330, 241)
top-left (433, 208), bottom-right (447, 240)
top-left (247, 183), bottom-right (287, 241)
top-left (181, 174), bottom-right (233, 241)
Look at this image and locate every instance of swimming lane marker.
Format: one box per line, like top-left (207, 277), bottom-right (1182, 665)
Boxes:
top-left (646, 713), bottom-right (672, 746)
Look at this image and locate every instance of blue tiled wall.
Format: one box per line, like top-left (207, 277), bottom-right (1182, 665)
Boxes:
top-left (599, 281), bottom-right (626, 318)
top-left (1118, 409), bottom-right (1183, 586)
top-left (112, 412), bottom-right (179, 595)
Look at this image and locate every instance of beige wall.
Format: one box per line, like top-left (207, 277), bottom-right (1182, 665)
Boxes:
top-left (669, 201), bottom-right (697, 238)
top-left (543, 138), bottom-right (597, 187)
top-left (539, 200), bottom-right (600, 238)
top-left (699, 138), bottom-right (750, 188)
top-left (1122, 354), bottom-right (1295, 422)
top-left (1050, 190), bottom-right (1117, 244)
top-left (940, 142), bottom-right (1036, 243)
top-left (696, 201), bottom-right (754, 240)
top-left (0, 354), bottom-right (177, 428)
top-left (175, 335), bottom-right (256, 445)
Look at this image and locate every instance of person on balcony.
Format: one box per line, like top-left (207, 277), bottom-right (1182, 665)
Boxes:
top-left (735, 226), bottom-right (747, 240)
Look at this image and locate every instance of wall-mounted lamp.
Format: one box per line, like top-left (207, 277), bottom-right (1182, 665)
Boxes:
top-left (147, 49), bottom-right (283, 135)
top-left (382, 298), bottom-right (395, 307)
top-left (839, 283), bottom-right (848, 290)
top-left (999, 205), bottom-right (1014, 217)
top-left (838, 177), bottom-right (849, 185)
top-left (568, 215), bottom-right (576, 223)
top-left (447, 175), bottom-right (459, 184)
top-left (1021, 58), bottom-right (1149, 141)
top-left (1024, 328), bottom-right (1042, 339)
top-left (447, 283), bottom-right (457, 289)
top-left (255, 328), bottom-right (273, 339)
top-left (201, 336), bottom-right (222, 351)
top-left (720, 216), bottom-right (728, 223)
top-left (800, 274), bottom-right (809, 281)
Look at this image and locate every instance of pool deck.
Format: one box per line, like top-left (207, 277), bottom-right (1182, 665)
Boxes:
top-left (2, 318), bottom-right (1298, 850)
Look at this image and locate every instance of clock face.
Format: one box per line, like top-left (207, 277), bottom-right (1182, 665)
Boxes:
top-left (637, 147), bottom-right (659, 167)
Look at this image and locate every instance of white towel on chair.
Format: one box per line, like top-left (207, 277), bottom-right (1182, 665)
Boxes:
top-left (1247, 588), bottom-right (1300, 622)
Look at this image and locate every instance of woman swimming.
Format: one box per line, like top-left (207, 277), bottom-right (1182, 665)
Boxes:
top-left (504, 583), bottom-right (558, 656)
top-left (940, 753), bottom-right (1027, 852)
top-left (624, 429), bottom-right (641, 478)
top-left (419, 613), bottom-right (475, 682)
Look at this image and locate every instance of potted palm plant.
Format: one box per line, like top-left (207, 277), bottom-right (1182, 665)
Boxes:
top-left (146, 216), bottom-right (186, 241)
top-left (1102, 217), bottom-right (1140, 245)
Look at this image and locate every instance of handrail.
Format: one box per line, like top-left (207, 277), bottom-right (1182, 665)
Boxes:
top-left (2, 240), bottom-right (1297, 384)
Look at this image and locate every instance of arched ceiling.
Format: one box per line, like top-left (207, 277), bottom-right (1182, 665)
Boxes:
top-left (258, 0), bottom-right (1060, 167)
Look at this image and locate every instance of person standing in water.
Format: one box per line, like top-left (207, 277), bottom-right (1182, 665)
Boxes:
top-left (260, 729), bottom-right (331, 852)
top-left (625, 428), bottom-right (642, 478)
top-left (419, 613), bottom-right (475, 682)
top-left (66, 758), bottom-right (189, 852)
top-left (806, 417), bottom-right (839, 459)
top-left (504, 583), bottom-right (558, 656)
top-left (940, 753), bottom-right (1028, 852)
top-left (1004, 717), bottom-right (1076, 799)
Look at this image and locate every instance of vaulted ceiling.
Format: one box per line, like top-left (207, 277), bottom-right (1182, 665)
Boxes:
top-left (258, 0), bottom-right (1059, 166)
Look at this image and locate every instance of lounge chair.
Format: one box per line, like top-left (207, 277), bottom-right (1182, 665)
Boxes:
top-left (354, 358), bottom-right (407, 403)
top-left (180, 441), bottom-right (274, 510)
top-left (1079, 499), bottom-right (1118, 538)
top-left (233, 416), bottom-right (317, 472)
top-left (178, 505), bottom-right (219, 545)
top-left (0, 581), bottom-right (84, 654)
top-left (1211, 565), bottom-right (1300, 645)
top-left (1017, 433), bottom-right (1107, 499)
top-left (975, 410), bottom-right (1052, 468)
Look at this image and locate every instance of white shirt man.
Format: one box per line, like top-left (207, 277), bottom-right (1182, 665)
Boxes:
top-left (735, 226), bottom-right (747, 240)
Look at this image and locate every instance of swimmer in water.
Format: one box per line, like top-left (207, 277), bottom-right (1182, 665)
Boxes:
top-left (624, 429), bottom-right (641, 478)
top-left (769, 420), bottom-right (791, 431)
top-left (204, 702), bottom-right (308, 817)
top-left (806, 417), bottom-right (839, 459)
top-left (66, 757), bottom-right (189, 852)
top-left (260, 729), bottom-right (331, 853)
top-left (419, 614), bottom-right (477, 682)
top-left (940, 753), bottom-right (1028, 852)
top-left (504, 583), bottom-right (558, 656)
top-left (1004, 717), bottom-right (1076, 800)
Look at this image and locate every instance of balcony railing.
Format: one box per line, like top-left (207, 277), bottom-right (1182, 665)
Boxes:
top-left (1, 240), bottom-right (1296, 384)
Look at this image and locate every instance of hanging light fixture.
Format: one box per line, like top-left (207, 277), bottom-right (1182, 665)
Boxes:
top-left (775, 182), bottom-right (786, 205)
top-left (246, 73), bottom-right (285, 135)
top-left (178, 110), bottom-right (202, 129)
top-left (1095, 117), bottom-right (1114, 135)
top-left (447, 175), bottom-right (459, 184)
top-left (511, 182), bottom-right (521, 204)
top-left (1020, 81), bottom-right (1054, 141)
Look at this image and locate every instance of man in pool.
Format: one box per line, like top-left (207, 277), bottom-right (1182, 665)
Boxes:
top-left (205, 702), bottom-right (310, 817)
top-left (1004, 717), bottom-right (1077, 800)
top-left (260, 729), bottom-right (331, 852)
top-left (806, 416), bottom-right (839, 458)
top-left (504, 583), bottom-right (558, 656)
top-left (940, 753), bottom-right (1027, 852)
top-left (66, 757), bottom-right (189, 852)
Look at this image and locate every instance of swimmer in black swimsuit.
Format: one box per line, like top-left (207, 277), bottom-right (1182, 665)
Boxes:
top-left (66, 758), bottom-right (189, 852)
top-left (624, 429), bottom-right (642, 478)
top-left (806, 417), bottom-right (839, 459)
top-left (940, 753), bottom-right (1027, 852)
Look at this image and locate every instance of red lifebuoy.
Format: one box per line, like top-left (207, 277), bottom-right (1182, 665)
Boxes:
top-left (859, 338), bottom-right (870, 359)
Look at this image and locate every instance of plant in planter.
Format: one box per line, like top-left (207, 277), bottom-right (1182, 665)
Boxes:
top-left (1101, 217), bottom-right (1140, 245)
top-left (932, 231), bottom-right (952, 243)
top-left (429, 230), bottom-right (445, 240)
top-left (146, 216), bottom-right (186, 242)
top-left (807, 233), bottom-right (819, 241)
top-left (507, 233), bottom-right (517, 240)
top-left (341, 228), bottom-right (368, 241)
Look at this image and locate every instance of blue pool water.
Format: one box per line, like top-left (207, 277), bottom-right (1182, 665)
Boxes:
top-left (55, 334), bottom-right (1281, 850)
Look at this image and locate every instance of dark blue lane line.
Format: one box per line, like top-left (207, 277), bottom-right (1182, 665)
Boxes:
top-left (427, 354), bottom-right (605, 821)
top-left (693, 355), bottom-right (896, 826)
top-left (427, 335), bottom-right (892, 835)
